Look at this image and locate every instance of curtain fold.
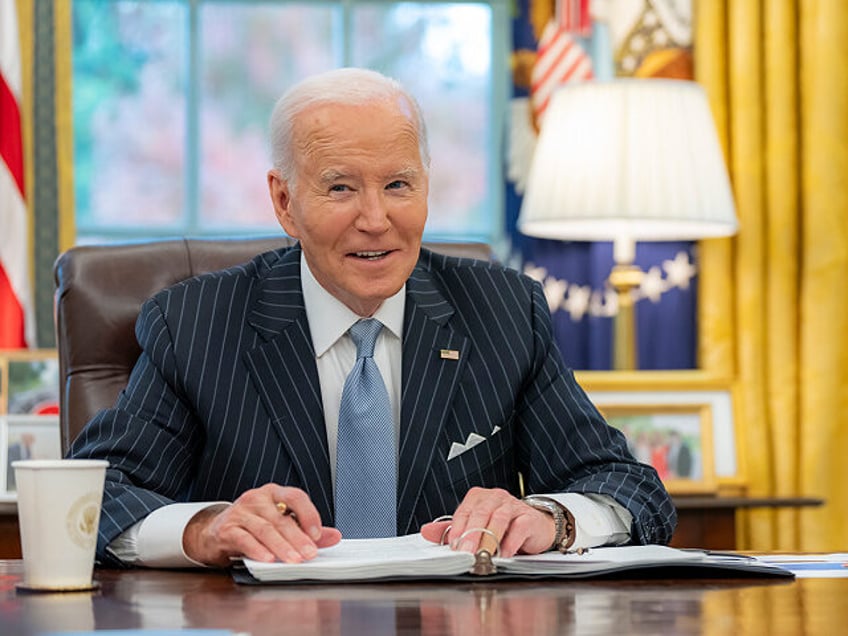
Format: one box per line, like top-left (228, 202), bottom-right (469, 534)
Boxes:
top-left (697, 0), bottom-right (848, 551)
top-left (53, 0), bottom-right (75, 252)
top-left (14, 0), bottom-right (72, 345)
top-left (799, 0), bottom-right (848, 550)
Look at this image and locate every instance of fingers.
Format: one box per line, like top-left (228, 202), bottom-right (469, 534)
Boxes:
top-left (436, 487), bottom-right (555, 558)
top-left (420, 519), bottom-right (452, 545)
top-left (184, 484), bottom-right (338, 567)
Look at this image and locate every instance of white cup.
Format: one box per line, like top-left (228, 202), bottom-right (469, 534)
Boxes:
top-left (13, 459), bottom-right (109, 591)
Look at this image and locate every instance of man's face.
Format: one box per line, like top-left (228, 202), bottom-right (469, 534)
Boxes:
top-left (268, 98), bottom-right (428, 317)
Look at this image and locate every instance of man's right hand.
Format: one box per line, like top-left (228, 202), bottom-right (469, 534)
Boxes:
top-left (182, 484), bottom-right (342, 567)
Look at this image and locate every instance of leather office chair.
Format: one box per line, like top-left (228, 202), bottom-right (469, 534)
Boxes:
top-left (53, 237), bottom-right (492, 453)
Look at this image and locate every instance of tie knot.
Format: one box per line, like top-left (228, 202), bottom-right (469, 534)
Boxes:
top-left (349, 319), bottom-right (383, 359)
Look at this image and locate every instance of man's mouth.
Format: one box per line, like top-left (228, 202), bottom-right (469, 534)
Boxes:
top-left (350, 250), bottom-right (390, 260)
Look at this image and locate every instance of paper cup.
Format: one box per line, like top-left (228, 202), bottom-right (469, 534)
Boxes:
top-left (13, 459), bottom-right (108, 592)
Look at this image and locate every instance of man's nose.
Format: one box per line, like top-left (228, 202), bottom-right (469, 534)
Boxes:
top-left (354, 191), bottom-right (391, 232)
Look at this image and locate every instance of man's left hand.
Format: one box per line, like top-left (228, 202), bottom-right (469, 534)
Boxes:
top-left (419, 487), bottom-right (555, 557)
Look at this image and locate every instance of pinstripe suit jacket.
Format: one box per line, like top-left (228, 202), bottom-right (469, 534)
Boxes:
top-left (70, 245), bottom-right (676, 564)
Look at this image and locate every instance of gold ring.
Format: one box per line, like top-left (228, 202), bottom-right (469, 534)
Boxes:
top-left (276, 502), bottom-right (288, 515)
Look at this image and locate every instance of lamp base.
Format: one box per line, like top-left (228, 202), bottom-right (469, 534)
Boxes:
top-left (609, 264), bottom-right (643, 370)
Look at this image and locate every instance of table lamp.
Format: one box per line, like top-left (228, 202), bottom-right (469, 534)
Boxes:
top-left (518, 79), bottom-right (738, 370)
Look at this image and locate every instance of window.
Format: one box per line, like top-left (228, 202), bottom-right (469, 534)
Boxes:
top-left (71, 0), bottom-right (508, 244)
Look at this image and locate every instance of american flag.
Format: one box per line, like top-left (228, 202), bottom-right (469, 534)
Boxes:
top-left (1, 1), bottom-right (35, 348)
top-left (530, 0), bottom-right (594, 127)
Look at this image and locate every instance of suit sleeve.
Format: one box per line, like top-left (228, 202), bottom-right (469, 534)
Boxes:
top-left (68, 295), bottom-right (202, 566)
top-left (515, 279), bottom-right (677, 545)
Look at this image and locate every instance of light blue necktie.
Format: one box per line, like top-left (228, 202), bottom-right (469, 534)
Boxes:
top-left (335, 318), bottom-right (397, 538)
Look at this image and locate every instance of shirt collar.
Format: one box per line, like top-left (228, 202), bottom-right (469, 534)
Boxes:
top-left (300, 251), bottom-right (406, 357)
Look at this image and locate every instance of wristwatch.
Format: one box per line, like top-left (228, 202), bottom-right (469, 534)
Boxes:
top-left (522, 495), bottom-right (576, 553)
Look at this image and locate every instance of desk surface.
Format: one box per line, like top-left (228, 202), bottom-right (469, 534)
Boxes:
top-left (2, 560), bottom-right (846, 635)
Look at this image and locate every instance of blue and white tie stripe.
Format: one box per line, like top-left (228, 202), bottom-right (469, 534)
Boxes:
top-left (335, 318), bottom-right (397, 538)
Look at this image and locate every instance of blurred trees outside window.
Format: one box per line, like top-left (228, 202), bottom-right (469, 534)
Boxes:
top-left (72, 1), bottom-right (505, 244)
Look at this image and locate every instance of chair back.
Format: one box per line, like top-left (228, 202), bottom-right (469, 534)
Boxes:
top-left (53, 237), bottom-right (491, 451)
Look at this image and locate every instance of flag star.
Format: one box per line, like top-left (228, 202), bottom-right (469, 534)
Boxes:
top-left (663, 252), bottom-right (698, 289)
top-left (591, 288), bottom-right (618, 318)
top-left (523, 264), bottom-right (547, 283)
top-left (543, 277), bottom-right (569, 313)
top-left (639, 265), bottom-right (668, 303)
top-left (563, 283), bottom-right (592, 321)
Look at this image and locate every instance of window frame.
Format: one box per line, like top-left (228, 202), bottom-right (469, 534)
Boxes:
top-left (71, 0), bottom-right (511, 247)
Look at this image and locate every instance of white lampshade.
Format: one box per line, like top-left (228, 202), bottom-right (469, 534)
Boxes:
top-left (518, 79), bottom-right (738, 243)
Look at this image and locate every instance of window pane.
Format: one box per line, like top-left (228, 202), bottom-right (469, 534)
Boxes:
top-left (72, 1), bottom-right (187, 230)
top-left (351, 3), bottom-right (493, 239)
top-left (198, 3), bottom-right (339, 230)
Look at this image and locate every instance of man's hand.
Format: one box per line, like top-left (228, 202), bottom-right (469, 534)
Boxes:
top-left (419, 487), bottom-right (555, 558)
top-left (183, 484), bottom-right (341, 567)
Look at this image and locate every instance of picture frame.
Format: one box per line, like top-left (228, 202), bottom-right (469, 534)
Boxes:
top-left (2, 414), bottom-right (62, 495)
top-left (576, 370), bottom-right (743, 494)
top-left (0, 349), bottom-right (60, 416)
top-left (600, 403), bottom-right (716, 494)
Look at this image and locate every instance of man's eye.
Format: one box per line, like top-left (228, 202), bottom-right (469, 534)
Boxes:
top-left (386, 180), bottom-right (408, 190)
top-left (329, 184), bottom-right (350, 193)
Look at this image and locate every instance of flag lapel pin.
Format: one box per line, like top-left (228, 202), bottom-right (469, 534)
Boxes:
top-left (440, 349), bottom-right (460, 360)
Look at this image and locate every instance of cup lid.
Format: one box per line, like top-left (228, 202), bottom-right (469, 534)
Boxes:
top-left (12, 459), bottom-right (109, 470)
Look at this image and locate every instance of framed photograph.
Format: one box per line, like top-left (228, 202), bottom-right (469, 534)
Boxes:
top-left (601, 403), bottom-right (716, 494)
top-left (576, 370), bottom-right (742, 494)
top-left (2, 414), bottom-right (62, 495)
top-left (0, 349), bottom-right (60, 416)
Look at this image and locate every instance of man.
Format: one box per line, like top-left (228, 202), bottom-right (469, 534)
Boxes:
top-left (69, 68), bottom-right (675, 569)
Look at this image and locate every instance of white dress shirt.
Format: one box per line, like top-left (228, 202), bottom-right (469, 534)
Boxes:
top-left (108, 254), bottom-right (630, 567)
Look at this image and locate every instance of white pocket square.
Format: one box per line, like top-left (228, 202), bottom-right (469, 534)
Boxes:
top-left (447, 432), bottom-right (487, 461)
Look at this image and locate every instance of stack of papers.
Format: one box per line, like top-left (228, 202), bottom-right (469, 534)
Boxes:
top-left (245, 534), bottom-right (475, 582)
top-left (241, 534), bottom-right (793, 583)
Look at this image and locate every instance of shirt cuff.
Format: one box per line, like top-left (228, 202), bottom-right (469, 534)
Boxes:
top-left (108, 502), bottom-right (230, 568)
top-left (543, 493), bottom-right (632, 550)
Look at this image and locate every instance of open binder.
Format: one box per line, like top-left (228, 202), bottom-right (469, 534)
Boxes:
top-left (235, 534), bottom-right (793, 584)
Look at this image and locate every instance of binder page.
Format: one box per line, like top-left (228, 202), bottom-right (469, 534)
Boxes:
top-left (494, 545), bottom-right (707, 575)
top-left (243, 533), bottom-right (475, 582)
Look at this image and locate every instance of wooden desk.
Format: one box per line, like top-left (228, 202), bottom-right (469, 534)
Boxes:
top-left (1, 559), bottom-right (845, 635)
top-left (672, 496), bottom-right (824, 550)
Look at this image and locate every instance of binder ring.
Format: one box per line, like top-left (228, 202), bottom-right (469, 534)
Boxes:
top-left (457, 527), bottom-right (500, 557)
top-left (430, 515), bottom-right (454, 546)
top-left (440, 525), bottom-right (453, 546)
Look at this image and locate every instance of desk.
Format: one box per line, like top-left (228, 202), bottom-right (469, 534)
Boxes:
top-left (672, 496), bottom-right (824, 550)
top-left (1, 560), bottom-right (846, 635)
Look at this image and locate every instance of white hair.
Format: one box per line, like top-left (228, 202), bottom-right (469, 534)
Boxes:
top-left (269, 67), bottom-right (430, 187)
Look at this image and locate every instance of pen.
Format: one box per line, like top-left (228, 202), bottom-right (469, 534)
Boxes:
top-left (276, 501), bottom-right (298, 522)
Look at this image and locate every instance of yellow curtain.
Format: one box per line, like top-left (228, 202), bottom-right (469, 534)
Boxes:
top-left (16, 0), bottom-right (75, 256)
top-left (696, 0), bottom-right (848, 551)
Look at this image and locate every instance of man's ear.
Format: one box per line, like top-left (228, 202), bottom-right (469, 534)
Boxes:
top-left (267, 169), bottom-right (299, 238)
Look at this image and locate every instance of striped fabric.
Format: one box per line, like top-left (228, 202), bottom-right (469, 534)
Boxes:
top-left (69, 245), bottom-right (676, 565)
top-left (0, 1), bottom-right (33, 348)
top-left (530, 19), bottom-right (594, 126)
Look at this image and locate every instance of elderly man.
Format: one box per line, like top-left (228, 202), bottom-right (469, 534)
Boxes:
top-left (70, 68), bottom-right (675, 569)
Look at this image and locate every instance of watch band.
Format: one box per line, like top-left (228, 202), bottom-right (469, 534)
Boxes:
top-left (522, 495), bottom-right (576, 553)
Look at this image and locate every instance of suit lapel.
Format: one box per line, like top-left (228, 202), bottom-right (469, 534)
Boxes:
top-left (242, 246), bottom-right (334, 523)
top-left (397, 263), bottom-right (470, 534)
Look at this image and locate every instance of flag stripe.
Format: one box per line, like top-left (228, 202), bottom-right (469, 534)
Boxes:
top-left (0, 265), bottom-right (25, 346)
top-left (0, 72), bottom-right (25, 196)
top-left (0, 1), bottom-right (32, 348)
top-left (530, 20), bottom-right (594, 124)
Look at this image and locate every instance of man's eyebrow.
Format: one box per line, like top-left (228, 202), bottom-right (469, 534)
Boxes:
top-left (318, 169), bottom-right (346, 184)
top-left (390, 167), bottom-right (420, 181)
